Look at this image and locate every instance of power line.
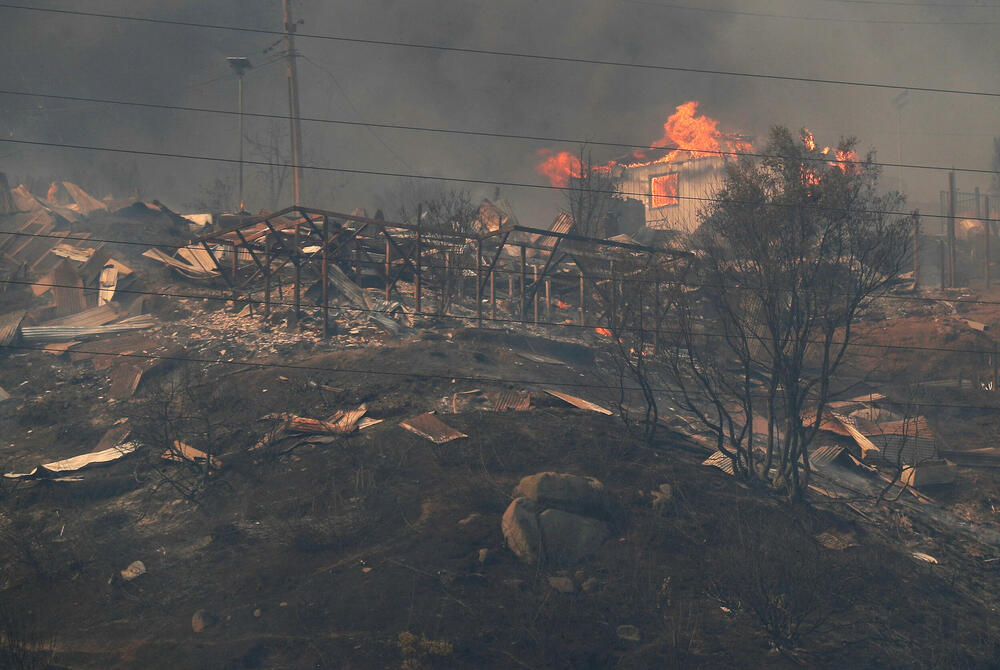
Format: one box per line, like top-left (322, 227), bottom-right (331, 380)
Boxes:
top-left (2, 340), bottom-right (996, 413)
top-left (2, 137), bottom-right (993, 225)
top-left (0, 3), bottom-right (997, 98)
top-left (810, 0), bottom-right (999, 7)
top-left (297, 54), bottom-right (414, 172)
top-left (0, 88), bottom-right (993, 176)
top-left (2, 273), bottom-right (998, 357)
top-left (618, 0), bottom-right (1000, 23)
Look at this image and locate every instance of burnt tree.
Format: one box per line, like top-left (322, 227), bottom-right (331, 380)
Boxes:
top-left (662, 126), bottom-right (911, 501)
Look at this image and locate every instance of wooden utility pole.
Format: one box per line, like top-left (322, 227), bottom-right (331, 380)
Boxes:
top-left (283, 0), bottom-right (304, 204)
top-left (912, 214), bottom-right (920, 287)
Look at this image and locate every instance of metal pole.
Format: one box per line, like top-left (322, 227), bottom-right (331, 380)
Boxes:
top-left (520, 245), bottom-right (527, 323)
top-left (490, 270), bottom-right (496, 322)
top-left (939, 239), bottom-right (946, 291)
top-left (237, 73), bottom-right (244, 210)
top-left (545, 279), bottom-right (551, 320)
top-left (609, 260), bottom-right (616, 330)
top-left (415, 203), bottom-right (422, 315)
top-left (986, 217), bottom-right (991, 289)
top-left (987, 197), bottom-right (993, 290)
top-left (533, 264), bottom-right (539, 324)
top-left (283, 0), bottom-right (304, 204)
top-left (444, 251), bottom-right (450, 316)
top-left (292, 220), bottom-right (301, 329)
top-left (579, 272), bottom-right (585, 326)
top-left (948, 170), bottom-right (956, 287)
top-left (994, 341), bottom-right (998, 393)
top-left (654, 271), bottom-right (660, 352)
top-left (476, 239), bottom-right (482, 327)
top-left (264, 236), bottom-right (271, 317)
top-left (322, 216), bottom-right (329, 337)
top-left (231, 242), bottom-right (238, 286)
top-left (384, 236), bottom-right (391, 301)
top-left (913, 215), bottom-right (920, 287)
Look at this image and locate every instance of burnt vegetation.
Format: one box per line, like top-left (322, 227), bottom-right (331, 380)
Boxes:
top-left (2, 123), bottom-right (1000, 669)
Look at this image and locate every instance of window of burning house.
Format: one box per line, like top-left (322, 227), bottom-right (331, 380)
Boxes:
top-left (650, 173), bottom-right (679, 208)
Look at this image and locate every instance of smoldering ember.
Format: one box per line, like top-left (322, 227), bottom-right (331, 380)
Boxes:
top-left (2, 3), bottom-right (1000, 669)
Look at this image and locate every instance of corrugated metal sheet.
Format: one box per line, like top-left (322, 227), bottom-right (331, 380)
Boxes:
top-left (38, 303), bottom-right (124, 329)
top-left (527, 212), bottom-right (572, 249)
top-left (60, 182), bottom-right (107, 214)
top-left (810, 445), bottom-right (848, 468)
top-left (21, 315), bottom-right (157, 343)
top-left (702, 451), bottom-right (735, 475)
top-left (865, 435), bottom-right (937, 466)
top-left (491, 389), bottom-right (531, 412)
top-left (399, 413), bottom-right (468, 444)
top-left (0, 309), bottom-right (26, 346)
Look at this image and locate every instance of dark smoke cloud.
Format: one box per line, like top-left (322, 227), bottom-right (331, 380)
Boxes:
top-left (0, 0), bottom-right (996, 221)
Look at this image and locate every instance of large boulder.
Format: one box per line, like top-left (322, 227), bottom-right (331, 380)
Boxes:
top-left (538, 508), bottom-right (609, 564)
top-left (501, 496), bottom-right (542, 564)
top-left (512, 472), bottom-right (606, 515)
top-left (502, 473), bottom-right (612, 566)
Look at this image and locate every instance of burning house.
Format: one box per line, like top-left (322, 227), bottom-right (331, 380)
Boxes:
top-left (609, 150), bottom-right (727, 235)
top-left (536, 101), bottom-right (751, 238)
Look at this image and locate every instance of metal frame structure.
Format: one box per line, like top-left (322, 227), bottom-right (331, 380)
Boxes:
top-left (196, 205), bottom-right (690, 335)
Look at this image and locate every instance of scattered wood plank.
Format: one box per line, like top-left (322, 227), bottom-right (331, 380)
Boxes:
top-left (162, 440), bottom-right (222, 471)
top-left (399, 412), bottom-right (468, 444)
top-left (98, 263), bottom-right (118, 305)
top-left (544, 389), bottom-right (612, 415)
top-left (5, 443), bottom-right (138, 479)
top-left (142, 248), bottom-right (218, 278)
top-left (516, 351), bottom-right (566, 366)
top-left (0, 310), bottom-right (26, 346)
top-left (50, 259), bottom-right (86, 316)
top-left (108, 363), bottom-right (145, 400)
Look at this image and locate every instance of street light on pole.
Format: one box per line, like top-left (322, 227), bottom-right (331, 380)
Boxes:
top-left (226, 56), bottom-right (252, 213)
top-left (891, 89), bottom-right (909, 194)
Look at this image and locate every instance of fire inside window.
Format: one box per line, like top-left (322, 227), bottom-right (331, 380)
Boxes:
top-left (650, 173), bottom-right (679, 208)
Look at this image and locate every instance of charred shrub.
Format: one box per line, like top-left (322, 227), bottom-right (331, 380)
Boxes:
top-left (0, 601), bottom-right (54, 670)
top-left (705, 506), bottom-right (862, 652)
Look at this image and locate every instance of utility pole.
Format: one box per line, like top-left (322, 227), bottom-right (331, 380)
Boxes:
top-left (283, 0), bottom-right (304, 204)
top-left (226, 56), bottom-right (252, 212)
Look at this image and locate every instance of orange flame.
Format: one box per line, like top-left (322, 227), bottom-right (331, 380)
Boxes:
top-left (595, 327), bottom-right (613, 337)
top-left (534, 101), bottom-right (750, 186)
top-left (800, 130), bottom-right (860, 184)
top-left (653, 101), bottom-right (722, 158)
top-left (535, 149), bottom-right (582, 188)
top-left (833, 147), bottom-right (860, 173)
top-left (555, 299), bottom-right (570, 309)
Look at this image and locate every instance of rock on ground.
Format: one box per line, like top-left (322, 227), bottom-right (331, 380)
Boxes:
top-left (501, 496), bottom-right (542, 564)
top-left (538, 508), bottom-right (609, 565)
top-left (502, 472), bottom-right (611, 566)
top-left (512, 472), bottom-right (606, 514)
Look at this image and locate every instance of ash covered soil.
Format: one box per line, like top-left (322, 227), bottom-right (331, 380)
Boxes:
top-left (3, 303), bottom-right (1000, 669)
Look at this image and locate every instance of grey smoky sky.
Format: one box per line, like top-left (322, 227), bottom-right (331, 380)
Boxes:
top-left (0, 0), bottom-right (997, 220)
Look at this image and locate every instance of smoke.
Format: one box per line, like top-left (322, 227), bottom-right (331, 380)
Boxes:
top-left (0, 0), bottom-right (996, 219)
